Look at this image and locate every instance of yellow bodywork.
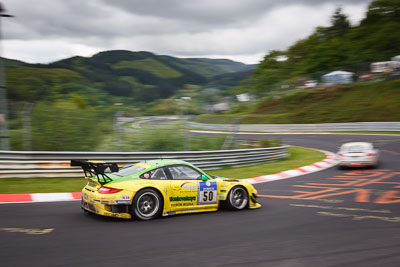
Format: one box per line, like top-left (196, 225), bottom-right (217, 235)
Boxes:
top-left (81, 177), bottom-right (261, 220)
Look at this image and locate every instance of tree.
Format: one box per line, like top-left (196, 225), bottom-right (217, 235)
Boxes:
top-left (329, 8), bottom-right (351, 37)
top-left (363, 0), bottom-right (400, 24)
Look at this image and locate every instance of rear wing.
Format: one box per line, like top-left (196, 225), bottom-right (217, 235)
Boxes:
top-left (71, 160), bottom-right (119, 185)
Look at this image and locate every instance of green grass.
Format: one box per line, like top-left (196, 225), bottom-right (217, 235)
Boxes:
top-left (0, 178), bottom-right (86, 194)
top-left (0, 146), bottom-right (324, 194)
top-left (207, 146), bottom-right (325, 179)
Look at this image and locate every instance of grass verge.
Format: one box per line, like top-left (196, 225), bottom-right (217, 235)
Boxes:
top-left (207, 146), bottom-right (325, 179)
top-left (0, 146), bottom-right (325, 194)
top-left (0, 178), bottom-right (86, 194)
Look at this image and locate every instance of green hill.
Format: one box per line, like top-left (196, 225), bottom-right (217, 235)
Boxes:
top-left (195, 80), bottom-right (400, 124)
top-left (5, 50), bottom-right (255, 105)
top-left (237, 0), bottom-right (400, 96)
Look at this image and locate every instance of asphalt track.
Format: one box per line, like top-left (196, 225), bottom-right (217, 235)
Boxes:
top-left (1, 133), bottom-right (399, 267)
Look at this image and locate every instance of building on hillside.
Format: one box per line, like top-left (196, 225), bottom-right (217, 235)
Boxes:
top-left (236, 93), bottom-right (250, 102)
top-left (392, 55), bottom-right (400, 62)
top-left (213, 102), bottom-right (230, 113)
top-left (371, 61), bottom-right (400, 73)
top-left (322, 71), bottom-right (355, 86)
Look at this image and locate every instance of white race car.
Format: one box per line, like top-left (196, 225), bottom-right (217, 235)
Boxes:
top-left (337, 142), bottom-right (379, 168)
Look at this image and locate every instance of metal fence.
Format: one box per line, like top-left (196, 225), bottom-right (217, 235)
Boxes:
top-left (0, 145), bottom-right (289, 178)
top-left (188, 121), bottom-right (400, 132)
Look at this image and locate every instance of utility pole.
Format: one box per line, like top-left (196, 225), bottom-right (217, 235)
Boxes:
top-left (22, 103), bottom-right (34, 151)
top-left (0, 3), bottom-right (13, 150)
top-left (114, 111), bottom-right (124, 152)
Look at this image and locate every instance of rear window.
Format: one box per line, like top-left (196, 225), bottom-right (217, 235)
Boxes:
top-left (113, 165), bottom-right (146, 177)
top-left (341, 145), bottom-right (370, 152)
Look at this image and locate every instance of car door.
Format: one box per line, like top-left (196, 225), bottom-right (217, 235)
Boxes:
top-left (166, 165), bottom-right (218, 212)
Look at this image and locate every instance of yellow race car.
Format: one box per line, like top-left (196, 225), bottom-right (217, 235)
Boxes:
top-left (71, 159), bottom-right (261, 220)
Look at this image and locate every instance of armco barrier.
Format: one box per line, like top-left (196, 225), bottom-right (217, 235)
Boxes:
top-left (188, 121), bottom-right (400, 132)
top-left (0, 146), bottom-right (289, 178)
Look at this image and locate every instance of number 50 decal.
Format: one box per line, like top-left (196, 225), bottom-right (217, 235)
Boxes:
top-left (202, 191), bottom-right (215, 202)
top-left (198, 181), bottom-right (217, 205)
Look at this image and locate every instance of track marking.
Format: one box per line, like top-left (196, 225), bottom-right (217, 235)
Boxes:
top-left (316, 212), bottom-right (400, 223)
top-left (0, 227), bottom-right (54, 235)
top-left (289, 203), bottom-right (392, 214)
top-left (258, 170), bottom-right (400, 204)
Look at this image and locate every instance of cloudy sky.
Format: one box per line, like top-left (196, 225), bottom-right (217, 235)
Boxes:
top-left (1, 0), bottom-right (372, 64)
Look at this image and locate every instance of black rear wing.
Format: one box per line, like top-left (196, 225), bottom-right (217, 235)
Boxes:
top-left (71, 160), bottom-right (119, 185)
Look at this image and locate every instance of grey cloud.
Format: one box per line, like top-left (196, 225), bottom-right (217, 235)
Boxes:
top-left (1, 0), bottom-right (372, 64)
top-left (2, 0), bottom-right (371, 40)
top-left (100, 0), bottom-right (370, 23)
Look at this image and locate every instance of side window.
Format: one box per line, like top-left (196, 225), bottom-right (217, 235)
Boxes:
top-left (141, 167), bottom-right (168, 180)
top-left (168, 165), bottom-right (202, 180)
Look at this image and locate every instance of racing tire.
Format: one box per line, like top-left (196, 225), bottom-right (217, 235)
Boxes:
top-left (131, 189), bottom-right (163, 220)
top-left (226, 186), bottom-right (249, 211)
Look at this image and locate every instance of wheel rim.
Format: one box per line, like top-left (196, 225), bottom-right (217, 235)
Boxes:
top-left (230, 187), bottom-right (248, 209)
top-left (136, 192), bottom-right (160, 218)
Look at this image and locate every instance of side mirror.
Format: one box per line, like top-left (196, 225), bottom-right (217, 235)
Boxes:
top-left (201, 174), bottom-right (209, 181)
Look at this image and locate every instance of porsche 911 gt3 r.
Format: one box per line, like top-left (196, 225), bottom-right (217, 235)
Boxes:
top-left (72, 159), bottom-right (261, 220)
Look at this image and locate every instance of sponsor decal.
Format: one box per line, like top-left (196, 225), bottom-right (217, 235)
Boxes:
top-left (219, 194), bottom-right (226, 200)
top-left (120, 195), bottom-right (130, 200)
top-left (169, 196), bottom-right (196, 202)
top-left (115, 200), bottom-right (131, 204)
top-left (101, 197), bottom-right (116, 200)
top-left (183, 209), bottom-right (197, 213)
top-left (84, 193), bottom-right (88, 200)
top-left (180, 182), bottom-right (197, 191)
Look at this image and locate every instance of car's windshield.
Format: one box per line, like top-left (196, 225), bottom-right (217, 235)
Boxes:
top-left (113, 165), bottom-right (146, 177)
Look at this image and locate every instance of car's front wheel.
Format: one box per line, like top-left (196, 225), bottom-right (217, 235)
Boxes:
top-left (131, 189), bottom-right (163, 220)
top-left (226, 186), bottom-right (248, 211)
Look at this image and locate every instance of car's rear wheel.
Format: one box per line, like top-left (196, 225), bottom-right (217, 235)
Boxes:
top-left (226, 186), bottom-right (248, 211)
top-left (131, 189), bottom-right (163, 220)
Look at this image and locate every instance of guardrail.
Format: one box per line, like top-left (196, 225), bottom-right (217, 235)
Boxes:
top-left (0, 146), bottom-right (289, 178)
top-left (188, 121), bottom-right (400, 132)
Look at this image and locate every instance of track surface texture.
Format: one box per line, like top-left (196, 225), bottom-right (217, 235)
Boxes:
top-left (1, 133), bottom-right (399, 267)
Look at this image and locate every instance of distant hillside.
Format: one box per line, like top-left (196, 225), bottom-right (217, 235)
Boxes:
top-left (5, 50), bottom-right (255, 104)
top-left (206, 69), bottom-right (255, 91)
top-left (195, 80), bottom-right (400, 124)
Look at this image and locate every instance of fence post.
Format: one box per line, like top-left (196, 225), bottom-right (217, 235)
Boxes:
top-left (221, 117), bottom-right (243, 150)
top-left (184, 116), bottom-right (191, 151)
top-left (114, 111), bottom-right (124, 152)
top-left (22, 103), bottom-right (34, 151)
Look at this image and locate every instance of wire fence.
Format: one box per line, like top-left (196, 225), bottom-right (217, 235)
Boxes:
top-left (7, 105), bottom-right (235, 152)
